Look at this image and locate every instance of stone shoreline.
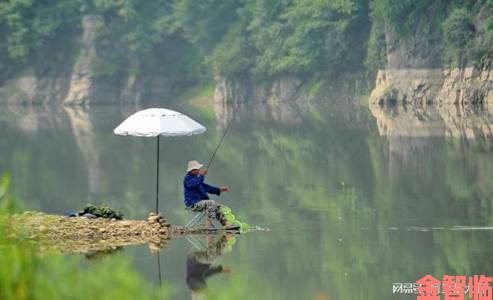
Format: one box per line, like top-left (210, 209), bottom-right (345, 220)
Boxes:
top-left (1, 211), bottom-right (212, 254)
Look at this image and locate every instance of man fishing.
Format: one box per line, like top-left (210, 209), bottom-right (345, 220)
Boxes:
top-left (183, 160), bottom-right (231, 228)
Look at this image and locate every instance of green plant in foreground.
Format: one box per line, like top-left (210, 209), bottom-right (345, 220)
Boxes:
top-left (0, 240), bottom-right (170, 300)
top-left (0, 173), bottom-right (169, 300)
top-left (0, 173), bottom-right (21, 214)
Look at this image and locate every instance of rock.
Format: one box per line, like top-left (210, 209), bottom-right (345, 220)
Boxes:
top-left (83, 213), bottom-right (97, 219)
top-left (158, 220), bottom-right (169, 226)
top-left (147, 212), bottom-right (164, 224)
top-left (147, 215), bottom-right (160, 223)
top-left (64, 15), bottom-right (105, 105)
top-left (3, 211), bottom-right (193, 255)
top-left (370, 66), bottom-right (493, 105)
top-left (148, 243), bottom-right (160, 253)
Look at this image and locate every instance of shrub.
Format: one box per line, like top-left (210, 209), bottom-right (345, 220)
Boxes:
top-left (443, 8), bottom-right (475, 63)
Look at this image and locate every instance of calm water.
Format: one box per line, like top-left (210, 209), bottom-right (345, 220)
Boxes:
top-left (2, 98), bottom-right (493, 299)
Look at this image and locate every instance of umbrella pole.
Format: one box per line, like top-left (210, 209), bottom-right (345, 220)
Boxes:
top-left (156, 135), bottom-right (160, 213)
top-left (157, 252), bottom-right (162, 286)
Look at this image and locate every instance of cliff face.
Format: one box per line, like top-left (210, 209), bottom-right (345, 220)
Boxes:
top-left (213, 76), bottom-right (308, 105)
top-left (370, 5), bottom-right (493, 105)
top-left (214, 72), bottom-right (371, 103)
top-left (64, 15), bottom-right (105, 105)
top-left (213, 72), bottom-right (371, 126)
top-left (0, 68), bottom-right (70, 105)
top-left (370, 66), bottom-right (493, 105)
top-left (0, 15), bottom-right (182, 105)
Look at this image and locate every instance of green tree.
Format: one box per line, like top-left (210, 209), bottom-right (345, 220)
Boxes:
top-left (0, 0), bottom-right (83, 78)
top-left (174, 0), bottom-right (241, 55)
top-left (443, 8), bottom-right (475, 64)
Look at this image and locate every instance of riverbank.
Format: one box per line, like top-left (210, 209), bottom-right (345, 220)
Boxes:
top-left (1, 211), bottom-right (214, 254)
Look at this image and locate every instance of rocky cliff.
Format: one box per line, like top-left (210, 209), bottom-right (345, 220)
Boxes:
top-left (370, 4), bottom-right (493, 106)
top-left (0, 15), bottom-right (184, 105)
top-left (370, 65), bottom-right (493, 105)
top-left (213, 72), bottom-right (371, 126)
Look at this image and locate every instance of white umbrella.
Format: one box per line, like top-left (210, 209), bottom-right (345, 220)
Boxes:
top-left (114, 108), bottom-right (206, 212)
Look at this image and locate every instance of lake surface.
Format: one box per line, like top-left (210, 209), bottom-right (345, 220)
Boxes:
top-left (2, 98), bottom-right (493, 299)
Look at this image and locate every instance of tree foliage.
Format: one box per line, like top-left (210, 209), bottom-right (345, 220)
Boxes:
top-left (0, 0), bottom-right (491, 82)
top-left (0, 0), bottom-right (83, 78)
top-left (443, 8), bottom-right (475, 63)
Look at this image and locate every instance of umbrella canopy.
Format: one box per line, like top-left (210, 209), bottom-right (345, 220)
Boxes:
top-left (113, 108), bottom-right (206, 213)
top-left (114, 108), bottom-right (206, 137)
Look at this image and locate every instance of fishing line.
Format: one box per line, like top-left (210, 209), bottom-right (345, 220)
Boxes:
top-left (205, 115), bottom-right (234, 170)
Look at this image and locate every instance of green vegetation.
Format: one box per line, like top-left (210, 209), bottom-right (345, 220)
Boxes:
top-left (0, 0), bottom-right (370, 81)
top-left (167, 0), bottom-right (371, 78)
top-left (0, 245), bottom-right (169, 300)
top-left (368, 0), bottom-right (493, 67)
top-left (0, 0), bottom-right (80, 80)
top-left (443, 8), bottom-right (475, 50)
top-left (443, 8), bottom-right (475, 65)
top-left (0, 174), bottom-right (169, 300)
top-left (0, 173), bottom-right (20, 213)
top-left (1, 0), bottom-right (493, 83)
top-left (372, 0), bottom-right (449, 37)
top-left (0, 0), bottom-right (200, 84)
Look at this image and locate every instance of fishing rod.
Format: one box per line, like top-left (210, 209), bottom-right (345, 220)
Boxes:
top-left (205, 117), bottom-right (234, 170)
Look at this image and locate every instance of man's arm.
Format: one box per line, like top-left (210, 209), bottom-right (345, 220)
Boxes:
top-left (203, 183), bottom-right (221, 196)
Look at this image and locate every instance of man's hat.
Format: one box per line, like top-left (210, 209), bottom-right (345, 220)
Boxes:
top-left (187, 160), bottom-right (203, 172)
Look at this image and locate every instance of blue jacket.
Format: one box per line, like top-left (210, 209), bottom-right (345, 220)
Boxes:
top-left (183, 172), bottom-right (221, 207)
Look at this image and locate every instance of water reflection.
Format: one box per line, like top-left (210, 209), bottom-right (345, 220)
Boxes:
top-left (186, 234), bottom-right (235, 298)
top-left (212, 98), bottom-right (313, 128)
top-left (369, 101), bottom-right (493, 142)
top-left (65, 106), bottom-right (104, 195)
top-left (3, 99), bottom-right (493, 299)
top-left (85, 246), bottom-right (124, 260)
top-left (0, 105), bottom-right (65, 133)
top-left (368, 101), bottom-right (493, 227)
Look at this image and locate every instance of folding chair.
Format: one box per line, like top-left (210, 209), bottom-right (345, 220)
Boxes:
top-left (185, 208), bottom-right (206, 228)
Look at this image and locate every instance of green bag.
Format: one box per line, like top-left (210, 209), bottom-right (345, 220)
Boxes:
top-left (81, 204), bottom-right (123, 220)
top-left (219, 205), bottom-right (249, 232)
